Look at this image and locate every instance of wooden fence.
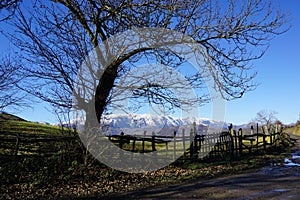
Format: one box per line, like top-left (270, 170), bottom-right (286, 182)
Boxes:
top-left (0, 123), bottom-right (293, 161)
top-left (0, 132), bottom-right (78, 156)
top-left (107, 123), bottom-right (290, 161)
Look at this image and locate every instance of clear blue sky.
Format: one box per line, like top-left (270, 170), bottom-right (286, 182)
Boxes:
top-left (1, 0), bottom-right (300, 125)
top-left (226, 0), bottom-right (300, 125)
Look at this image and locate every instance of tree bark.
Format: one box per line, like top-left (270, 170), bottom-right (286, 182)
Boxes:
top-left (94, 63), bottom-right (119, 123)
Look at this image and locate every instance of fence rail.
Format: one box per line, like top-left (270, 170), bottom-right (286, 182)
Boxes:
top-left (0, 132), bottom-right (78, 156)
top-left (107, 123), bottom-right (291, 161)
top-left (0, 123), bottom-right (294, 161)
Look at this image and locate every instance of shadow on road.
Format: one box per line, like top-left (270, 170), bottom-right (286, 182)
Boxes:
top-left (99, 134), bottom-right (300, 200)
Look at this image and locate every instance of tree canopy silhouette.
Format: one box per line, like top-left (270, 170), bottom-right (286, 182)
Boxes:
top-left (2, 0), bottom-right (289, 122)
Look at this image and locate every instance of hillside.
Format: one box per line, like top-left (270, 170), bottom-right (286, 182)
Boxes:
top-left (0, 112), bottom-right (70, 136)
top-left (285, 123), bottom-right (300, 135)
top-left (0, 112), bottom-right (26, 121)
top-left (0, 112), bottom-right (77, 157)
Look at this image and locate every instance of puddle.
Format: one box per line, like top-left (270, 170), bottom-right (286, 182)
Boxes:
top-left (246, 188), bottom-right (292, 199)
top-left (291, 153), bottom-right (300, 159)
top-left (273, 189), bottom-right (291, 192)
top-left (284, 150), bottom-right (300, 167)
top-left (284, 158), bottom-right (300, 167)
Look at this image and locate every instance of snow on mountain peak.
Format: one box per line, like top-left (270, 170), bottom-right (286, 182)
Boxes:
top-left (100, 113), bottom-right (227, 135)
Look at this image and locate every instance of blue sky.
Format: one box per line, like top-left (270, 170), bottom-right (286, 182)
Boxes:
top-left (226, 0), bottom-right (300, 125)
top-left (1, 1), bottom-right (300, 125)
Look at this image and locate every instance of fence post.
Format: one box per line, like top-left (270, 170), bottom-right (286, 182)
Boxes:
top-left (263, 134), bottom-right (266, 152)
top-left (165, 135), bottom-right (169, 157)
top-left (132, 134), bottom-right (136, 152)
top-left (14, 132), bottom-right (20, 156)
top-left (207, 133), bottom-right (211, 158)
top-left (256, 124), bottom-right (259, 152)
top-left (119, 132), bottom-right (124, 149)
top-left (194, 135), bottom-right (198, 159)
top-left (215, 134), bottom-right (218, 157)
top-left (238, 128), bottom-right (243, 156)
top-left (193, 122), bottom-right (199, 159)
top-left (142, 131), bottom-right (146, 152)
top-left (182, 129), bottom-right (186, 155)
top-left (193, 122), bottom-right (197, 135)
top-left (270, 129), bottom-right (273, 146)
top-left (173, 131), bottom-right (177, 160)
top-left (233, 130), bottom-right (238, 158)
top-left (151, 131), bottom-right (156, 151)
top-left (231, 133), bottom-right (235, 159)
top-left (190, 128), bottom-right (194, 158)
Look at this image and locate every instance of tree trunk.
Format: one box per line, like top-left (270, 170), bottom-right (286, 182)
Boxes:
top-left (94, 64), bottom-right (119, 123)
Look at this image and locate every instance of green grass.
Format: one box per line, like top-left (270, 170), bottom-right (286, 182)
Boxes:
top-left (0, 114), bottom-right (78, 156)
top-left (0, 119), bottom-right (71, 136)
top-left (285, 124), bottom-right (300, 136)
top-left (0, 113), bottom-right (83, 188)
top-left (110, 139), bottom-right (180, 153)
top-left (0, 112), bottom-right (26, 121)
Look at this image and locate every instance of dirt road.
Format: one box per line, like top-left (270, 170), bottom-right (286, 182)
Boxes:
top-left (106, 165), bottom-right (300, 200)
top-left (105, 135), bottom-right (300, 200)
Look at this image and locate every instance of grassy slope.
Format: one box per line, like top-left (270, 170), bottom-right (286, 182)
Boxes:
top-left (0, 119), bottom-right (67, 136)
top-left (0, 112), bottom-right (71, 136)
top-left (284, 124), bottom-right (300, 136)
top-left (0, 112), bottom-right (26, 121)
top-left (0, 113), bottom-right (77, 156)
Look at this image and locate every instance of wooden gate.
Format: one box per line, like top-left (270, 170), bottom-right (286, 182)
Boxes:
top-left (191, 132), bottom-right (234, 160)
top-left (211, 132), bottom-right (234, 159)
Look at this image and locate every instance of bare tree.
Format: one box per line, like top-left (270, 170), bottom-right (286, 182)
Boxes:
top-left (3, 0), bottom-right (289, 124)
top-left (0, 55), bottom-right (28, 111)
top-left (253, 109), bottom-right (279, 133)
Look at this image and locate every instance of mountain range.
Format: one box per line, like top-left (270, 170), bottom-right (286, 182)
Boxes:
top-left (99, 113), bottom-right (229, 136)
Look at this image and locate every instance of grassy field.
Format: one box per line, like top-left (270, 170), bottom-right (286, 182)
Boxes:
top-left (0, 113), bottom-right (84, 189)
top-left (1, 119), bottom-right (68, 136)
top-left (0, 112), bottom-right (78, 156)
top-left (0, 112), bottom-right (73, 135)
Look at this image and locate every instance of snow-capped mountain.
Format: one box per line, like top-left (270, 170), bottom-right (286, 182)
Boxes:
top-left (56, 113), bottom-right (229, 136)
top-left (100, 113), bottom-right (228, 136)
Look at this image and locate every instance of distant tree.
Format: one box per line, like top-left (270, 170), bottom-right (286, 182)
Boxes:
top-left (297, 114), bottom-right (300, 125)
top-left (253, 109), bottom-right (279, 133)
top-left (3, 0), bottom-right (290, 124)
top-left (275, 120), bottom-right (284, 126)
